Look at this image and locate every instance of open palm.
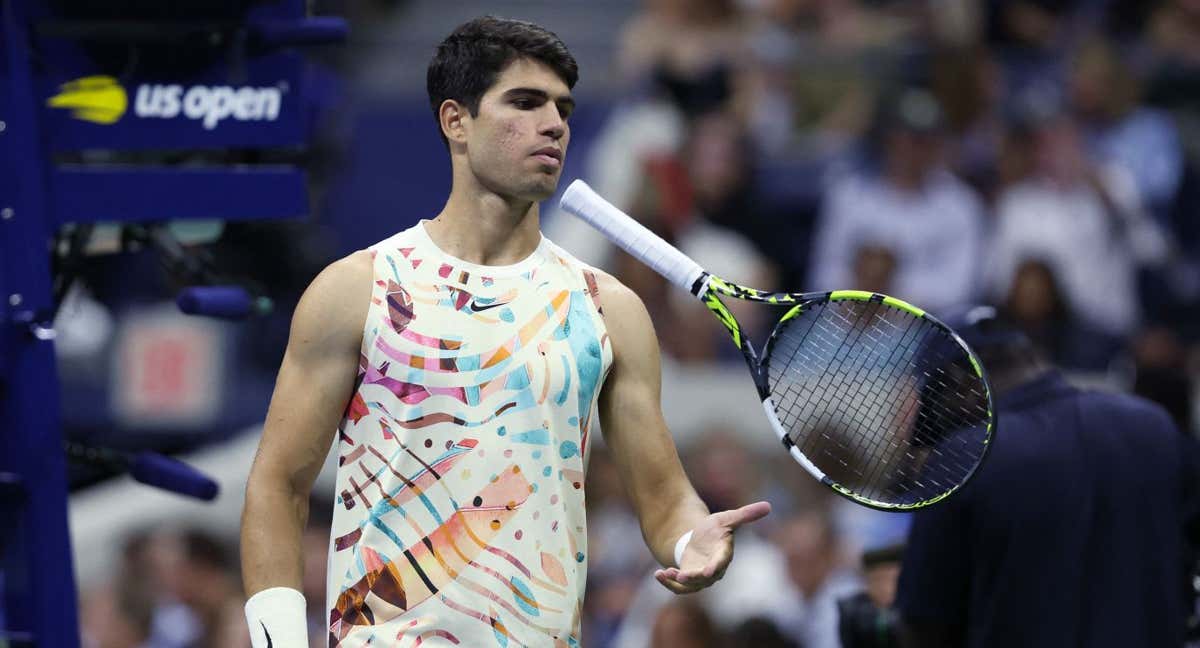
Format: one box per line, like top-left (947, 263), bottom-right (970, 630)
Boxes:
top-left (653, 501), bottom-right (771, 594)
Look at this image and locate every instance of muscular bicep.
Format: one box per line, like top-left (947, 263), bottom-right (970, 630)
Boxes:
top-left (249, 251), bottom-right (373, 494)
top-left (595, 274), bottom-right (694, 515)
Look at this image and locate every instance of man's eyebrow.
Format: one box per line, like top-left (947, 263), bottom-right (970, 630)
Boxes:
top-left (503, 87), bottom-right (575, 109)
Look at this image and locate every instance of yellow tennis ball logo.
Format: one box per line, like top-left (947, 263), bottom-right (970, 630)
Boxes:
top-left (46, 75), bottom-right (128, 125)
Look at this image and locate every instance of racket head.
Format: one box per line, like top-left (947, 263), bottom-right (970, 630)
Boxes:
top-left (762, 290), bottom-right (995, 510)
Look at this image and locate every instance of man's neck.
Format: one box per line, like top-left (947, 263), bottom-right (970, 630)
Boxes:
top-left (427, 183), bottom-right (543, 266)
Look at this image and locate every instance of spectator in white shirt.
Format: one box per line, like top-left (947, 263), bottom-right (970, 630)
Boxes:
top-left (986, 105), bottom-right (1168, 337)
top-left (809, 88), bottom-right (986, 316)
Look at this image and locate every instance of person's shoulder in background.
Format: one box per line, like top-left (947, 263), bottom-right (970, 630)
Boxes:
top-left (1076, 384), bottom-right (1179, 436)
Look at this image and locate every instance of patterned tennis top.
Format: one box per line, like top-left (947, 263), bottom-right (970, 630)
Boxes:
top-left (326, 221), bottom-right (612, 647)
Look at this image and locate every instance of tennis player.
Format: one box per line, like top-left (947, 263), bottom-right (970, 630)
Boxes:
top-left (240, 16), bottom-right (770, 647)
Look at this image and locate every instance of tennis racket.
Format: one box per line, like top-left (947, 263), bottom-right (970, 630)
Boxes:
top-left (560, 180), bottom-right (995, 510)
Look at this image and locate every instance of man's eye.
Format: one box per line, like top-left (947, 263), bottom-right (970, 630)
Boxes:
top-left (514, 98), bottom-right (536, 109)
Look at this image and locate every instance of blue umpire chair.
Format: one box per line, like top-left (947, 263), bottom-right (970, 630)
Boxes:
top-left (0, 1), bottom-right (345, 644)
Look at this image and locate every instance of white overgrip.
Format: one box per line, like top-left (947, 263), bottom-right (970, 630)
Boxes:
top-left (560, 180), bottom-right (706, 292)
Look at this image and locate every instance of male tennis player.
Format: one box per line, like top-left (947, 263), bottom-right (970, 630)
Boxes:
top-left (240, 16), bottom-right (769, 647)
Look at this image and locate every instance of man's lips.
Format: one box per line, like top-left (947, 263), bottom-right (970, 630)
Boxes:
top-left (532, 148), bottom-right (562, 166)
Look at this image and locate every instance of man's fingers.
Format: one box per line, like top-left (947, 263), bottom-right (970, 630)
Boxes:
top-left (674, 563), bottom-right (722, 586)
top-left (654, 569), bottom-right (699, 595)
top-left (713, 501), bottom-right (772, 529)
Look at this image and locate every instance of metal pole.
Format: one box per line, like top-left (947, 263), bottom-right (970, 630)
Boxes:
top-left (1, 0), bottom-right (82, 645)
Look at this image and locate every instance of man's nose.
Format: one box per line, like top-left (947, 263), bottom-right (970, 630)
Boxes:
top-left (540, 107), bottom-right (565, 140)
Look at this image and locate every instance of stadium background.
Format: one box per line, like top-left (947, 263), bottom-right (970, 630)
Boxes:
top-left (14, 0), bottom-right (1200, 646)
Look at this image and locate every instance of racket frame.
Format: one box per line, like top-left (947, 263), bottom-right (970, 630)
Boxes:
top-left (690, 273), bottom-right (996, 511)
top-left (560, 179), bottom-right (995, 510)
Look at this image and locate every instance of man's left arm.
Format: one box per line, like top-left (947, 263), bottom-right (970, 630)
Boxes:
top-left (593, 272), bottom-right (770, 594)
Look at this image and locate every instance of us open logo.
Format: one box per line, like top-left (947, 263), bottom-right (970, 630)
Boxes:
top-left (134, 82), bottom-right (285, 129)
top-left (47, 75), bottom-right (286, 129)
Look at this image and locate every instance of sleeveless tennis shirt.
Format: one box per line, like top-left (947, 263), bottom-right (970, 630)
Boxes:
top-left (326, 222), bottom-right (612, 647)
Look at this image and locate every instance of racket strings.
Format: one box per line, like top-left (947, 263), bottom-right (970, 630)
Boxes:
top-left (818, 305), bottom-right (937, 498)
top-left (783, 303), bottom-right (919, 485)
top-left (767, 299), bottom-right (991, 506)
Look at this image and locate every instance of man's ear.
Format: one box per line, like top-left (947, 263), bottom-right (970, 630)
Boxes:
top-left (440, 99), bottom-right (470, 145)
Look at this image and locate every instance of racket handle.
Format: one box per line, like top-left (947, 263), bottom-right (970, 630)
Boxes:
top-left (560, 180), bottom-right (706, 293)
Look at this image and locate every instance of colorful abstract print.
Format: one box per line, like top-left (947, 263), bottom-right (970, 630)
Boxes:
top-left (327, 226), bottom-right (612, 647)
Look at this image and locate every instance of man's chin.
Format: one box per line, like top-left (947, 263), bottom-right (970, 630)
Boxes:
top-left (520, 177), bottom-right (560, 202)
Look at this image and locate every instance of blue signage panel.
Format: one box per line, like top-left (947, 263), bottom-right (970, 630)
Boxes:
top-left (50, 165), bottom-right (309, 226)
top-left (40, 50), bottom-right (312, 151)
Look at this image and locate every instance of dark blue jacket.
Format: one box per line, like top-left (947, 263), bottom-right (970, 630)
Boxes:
top-left (897, 370), bottom-right (1200, 647)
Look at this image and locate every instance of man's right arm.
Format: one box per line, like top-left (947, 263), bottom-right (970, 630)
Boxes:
top-left (240, 250), bottom-right (373, 597)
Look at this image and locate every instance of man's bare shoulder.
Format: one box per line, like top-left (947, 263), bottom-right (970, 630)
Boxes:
top-left (589, 269), bottom-right (659, 356)
top-left (307, 250), bottom-right (373, 298)
top-left (590, 269), bottom-right (644, 316)
top-left (289, 250), bottom-right (374, 354)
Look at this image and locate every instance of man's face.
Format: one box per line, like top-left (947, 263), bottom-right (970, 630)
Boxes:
top-left (461, 57), bottom-right (573, 202)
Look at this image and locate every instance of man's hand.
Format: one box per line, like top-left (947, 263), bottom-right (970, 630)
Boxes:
top-left (653, 501), bottom-right (772, 594)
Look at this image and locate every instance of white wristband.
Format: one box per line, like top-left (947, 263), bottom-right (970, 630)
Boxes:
top-left (245, 587), bottom-right (309, 648)
top-left (673, 530), bottom-right (694, 568)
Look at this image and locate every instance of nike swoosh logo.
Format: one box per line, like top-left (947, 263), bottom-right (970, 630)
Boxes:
top-left (468, 300), bottom-right (508, 313)
top-left (261, 621), bottom-right (273, 648)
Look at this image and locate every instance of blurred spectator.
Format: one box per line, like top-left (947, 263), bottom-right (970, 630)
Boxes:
top-left (773, 510), bottom-right (862, 648)
top-left (1132, 326), bottom-right (1197, 433)
top-left (1067, 30), bottom-right (1200, 329)
top-left (925, 0), bottom-right (986, 46)
top-left (621, 111), bottom-right (782, 362)
top-left (728, 616), bottom-right (802, 648)
top-left (682, 111), bottom-right (800, 267)
top-left (985, 103), bottom-right (1167, 338)
top-left (170, 530), bottom-right (249, 648)
top-left (983, 0), bottom-right (1074, 98)
top-left (121, 529), bottom-right (202, 648)
top-left (87, 528), bottom-right (246, 648)
top-left (612, 430), bottom-right (802, 648)
top-left (987, 0), bottom-right (1068, 50)
top-left (1000, 258), bottom-right (1122, 371)
top-left (931, 46), bottom-right (1010, 200)
top-left (1145, 0), bottom-right (1200, 93)
top-left (850, 244), bottom-right (898, 295)
top-left (1069, 35), bottom-right (1185, 221)
top-left (835, 544), bottom-right (905, 648)
top-left (556, 2), bottom-right (752, 272)
top-left (809, 88), bottom-right (986, 315)
top-left (80, 581), bottom-right (154, 648)
top-left (584, 444), bottom-right (654, 646)
top-left (896, 306), bottom-right (1200, 647)
top-left (1147, 0), bottom-right (1200, 65)
top-left (616, 0), bottom-right (749, 115)
top-left (1143, 0), bottom-right (1200, 175)
top-left (861, 544), bottom-right (902, 611)
top-left (687, 429), bottom-right (768, 515)
top-left (742, 0), bottom-right (912, 157)
top-left (649, 600), bottom-right (723, 648)
top-left (635, 110), bottom-right (796, 274)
